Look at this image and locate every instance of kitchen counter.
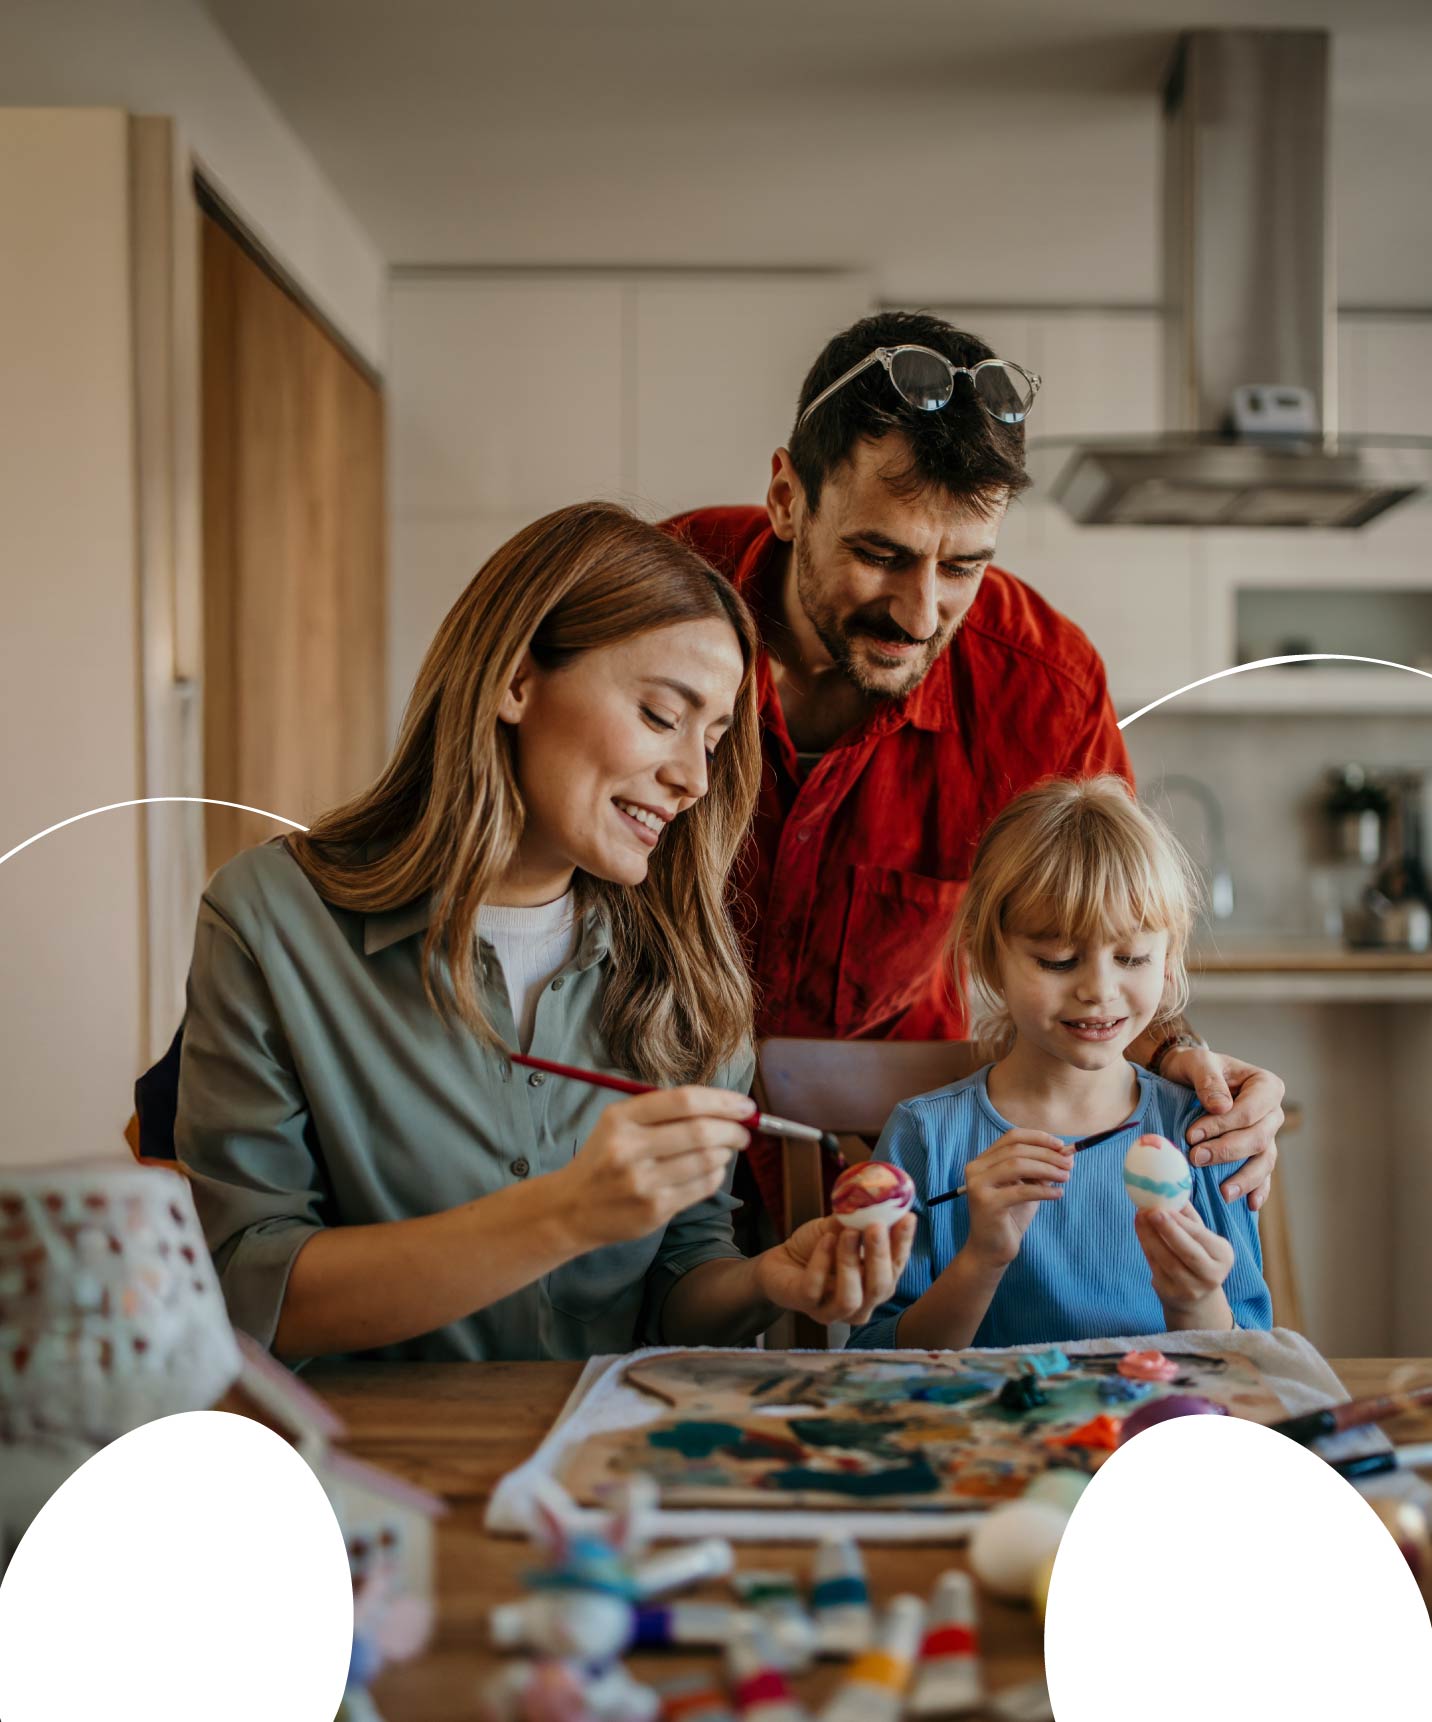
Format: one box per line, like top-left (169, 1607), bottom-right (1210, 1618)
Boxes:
top-left (1191, 940), bottom-right (1432, 1002)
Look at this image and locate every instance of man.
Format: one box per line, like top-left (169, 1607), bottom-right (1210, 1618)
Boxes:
top-left (665, 310), bottom-right (1284, 1220)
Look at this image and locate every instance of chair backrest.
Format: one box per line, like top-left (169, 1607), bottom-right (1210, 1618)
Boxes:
top-left (755, 1037), bottom-right (980, 1243)
top-left (755, 1037), bottom-right (979, 1350)
top-left (756, 1038), bottom-right (982, 1141)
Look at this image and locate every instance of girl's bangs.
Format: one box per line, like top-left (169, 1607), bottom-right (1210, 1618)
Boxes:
top-left (998, 825), bottom-right (1186, 950)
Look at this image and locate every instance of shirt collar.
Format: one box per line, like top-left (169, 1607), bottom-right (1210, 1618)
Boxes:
top-left (362, 894), bottom-right (611, 965)
top-left (735, 518), bottom-right (960, 739)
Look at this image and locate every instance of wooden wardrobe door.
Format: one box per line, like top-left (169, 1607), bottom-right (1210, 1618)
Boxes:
top-left (201, 213), bottom-right (386, 872)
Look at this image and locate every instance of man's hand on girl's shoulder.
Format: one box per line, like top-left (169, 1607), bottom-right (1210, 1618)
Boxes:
top-left (1159, 1046), bottom-right (1285, 1212)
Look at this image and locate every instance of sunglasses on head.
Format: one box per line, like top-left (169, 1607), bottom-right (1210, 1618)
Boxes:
top-left (796, 344), bottom-right (1041, 431)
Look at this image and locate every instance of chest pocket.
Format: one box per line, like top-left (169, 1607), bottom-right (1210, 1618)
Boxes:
top-left (835, 865), bottom-right (967, 1036)
top-left (544, 1232), bottom-right (665, 1323)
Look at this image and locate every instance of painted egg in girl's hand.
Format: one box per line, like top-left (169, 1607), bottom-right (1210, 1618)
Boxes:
top-left (831, 1161), bottom-right (915, 1230)
top-left (1122, 1133), bottom-right (1193, 1213)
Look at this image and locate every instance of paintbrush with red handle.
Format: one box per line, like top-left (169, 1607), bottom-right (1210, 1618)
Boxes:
top-left (508, 1052), bottom-right (841, 1154)
top-left (1269, 1382), bottom-right (1432, 1446)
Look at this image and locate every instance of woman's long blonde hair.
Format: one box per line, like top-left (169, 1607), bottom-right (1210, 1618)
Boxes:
top-left (950, 775), bottom-right (1200, 1058)
top-left (287, 502), bottom-right (762, 1085)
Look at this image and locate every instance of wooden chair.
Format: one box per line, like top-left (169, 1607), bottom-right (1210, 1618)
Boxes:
top-left (755, 1038), bottom-right (980, 1347)
top-left (754, 1037), bottom-right (1305, 1342)
top-left (1259, 1102), bottom-right (1304, 1332)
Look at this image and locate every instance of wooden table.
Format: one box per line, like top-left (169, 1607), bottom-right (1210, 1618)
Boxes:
top-left (304, 1358), bottom-right (1432, 1720)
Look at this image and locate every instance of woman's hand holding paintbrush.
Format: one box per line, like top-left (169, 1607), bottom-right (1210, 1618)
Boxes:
top-left (553, 1084), bottom-right (757, 1246)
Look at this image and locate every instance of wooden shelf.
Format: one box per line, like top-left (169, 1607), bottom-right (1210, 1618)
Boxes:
top-left (1125, 667), bottom-right (1432, 718)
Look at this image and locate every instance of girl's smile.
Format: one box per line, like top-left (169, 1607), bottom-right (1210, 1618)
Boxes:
top-left (999, 929), bottom-right (1172, 1074)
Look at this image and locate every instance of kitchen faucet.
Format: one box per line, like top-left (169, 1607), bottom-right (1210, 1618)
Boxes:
top-left (1151, 775), bottom-right (1236, 920)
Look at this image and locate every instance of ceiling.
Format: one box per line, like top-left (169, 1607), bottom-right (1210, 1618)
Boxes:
top-left (202, 0), bottom-right (1432, 306)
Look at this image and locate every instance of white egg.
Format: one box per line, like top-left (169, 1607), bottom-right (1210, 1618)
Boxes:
top-left (1121, 1133), bottom-right (1193, 1213)
top-left (1045, 1416), bottom-right (1432, 1720)
top-left (968, 1499), bottom-right (1070, 1601)
top-left (0, 1410), bottom-right (353, 1721)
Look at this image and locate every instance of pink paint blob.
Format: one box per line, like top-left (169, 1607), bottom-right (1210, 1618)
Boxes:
top-left (1117, 1349), bottom-right (1181, 1383)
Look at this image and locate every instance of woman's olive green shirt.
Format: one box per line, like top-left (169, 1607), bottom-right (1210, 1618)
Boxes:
top-left (176, 841), bottom-right (751, 1361)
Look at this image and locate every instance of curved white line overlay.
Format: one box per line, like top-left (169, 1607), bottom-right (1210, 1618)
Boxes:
top-left (4, 656), bottom-right (1428, 867)
top-left (1118, 653), bottom-right (1432, 730)
top-left (0, 797), bottom-right (308, 872)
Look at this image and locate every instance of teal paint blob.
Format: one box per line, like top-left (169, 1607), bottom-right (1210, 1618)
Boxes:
top-left (767, 1455), bottom-right (942, 1497)
top-left (648, 1421), bottom-right (747, 1459)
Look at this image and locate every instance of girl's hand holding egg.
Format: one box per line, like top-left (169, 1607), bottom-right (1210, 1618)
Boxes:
top-left (1134, 1203), bottom-right (1235, 1327)
top-left (962, 1129), bottom-right (1074, 1269)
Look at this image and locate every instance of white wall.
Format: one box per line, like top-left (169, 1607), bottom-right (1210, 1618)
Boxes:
top-left (0, 0), bottom-right (384, 370)
top-left (0, 109), bottom-right (144, 1166)
top-left (386, 270), bottom-right (871, 734)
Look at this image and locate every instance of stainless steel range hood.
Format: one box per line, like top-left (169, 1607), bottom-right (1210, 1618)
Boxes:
top-left (1044, 29), bottom-right (1432, 529)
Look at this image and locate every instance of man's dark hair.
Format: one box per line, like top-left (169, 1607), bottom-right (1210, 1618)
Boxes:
top-left (788, 310), bottom-right (1031, 518)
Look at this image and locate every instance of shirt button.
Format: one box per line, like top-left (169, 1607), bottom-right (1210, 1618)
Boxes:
top-left (511, 1158), bottom-right (530, 1178)
top-left (551, 977), bottom-right (565, 992)
top-left (797, 829), bottom-right (811, 842)
top-left (528, 1070), bottom-right (545, 1087)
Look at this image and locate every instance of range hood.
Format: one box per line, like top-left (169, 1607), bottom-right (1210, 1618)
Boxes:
top-left (1043, 29), bottom-right (1432, 529)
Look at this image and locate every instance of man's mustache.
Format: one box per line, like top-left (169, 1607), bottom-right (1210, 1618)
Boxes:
top-left (845, 611), bottom-right (938, 648)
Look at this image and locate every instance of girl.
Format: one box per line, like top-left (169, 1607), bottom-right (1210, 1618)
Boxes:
top-left (175, 502), bottom-right (914, 1363)
top-left (850, 775), bottom-right (1271, 1351)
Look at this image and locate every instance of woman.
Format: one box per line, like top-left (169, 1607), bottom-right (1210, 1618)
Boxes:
top-left (178, 502), bottom-right (914, 1362)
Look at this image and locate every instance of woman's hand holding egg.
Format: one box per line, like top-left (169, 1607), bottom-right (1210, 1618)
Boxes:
top-left (962, 1129), bottom-right (1074, 1269)
top-left (756, 1211), bottom-right (916, 1326)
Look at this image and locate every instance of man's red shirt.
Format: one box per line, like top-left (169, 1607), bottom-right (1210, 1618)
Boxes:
top-left (664, 506), bottom-right (1133, 1208)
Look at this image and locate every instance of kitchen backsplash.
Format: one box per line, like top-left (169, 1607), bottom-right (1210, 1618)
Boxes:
top-left (1124, 712), bottom-right (1432, 940)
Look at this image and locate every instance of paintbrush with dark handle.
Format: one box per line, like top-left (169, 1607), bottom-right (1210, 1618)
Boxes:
top-left (925, 1121), bottom-right (1136, 1207)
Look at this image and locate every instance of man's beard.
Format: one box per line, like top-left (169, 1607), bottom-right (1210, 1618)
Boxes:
top-left (793, 527), bottom-right (948, 699)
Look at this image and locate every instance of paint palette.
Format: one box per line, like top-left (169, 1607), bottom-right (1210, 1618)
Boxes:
top-left (557, 1349), bottom-right (1284, 1512)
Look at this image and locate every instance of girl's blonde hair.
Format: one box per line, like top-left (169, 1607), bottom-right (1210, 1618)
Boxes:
top-left (287, 501), bottom-right (761, 1086)
top-left (950, 775), bottom-right (1200, 1058)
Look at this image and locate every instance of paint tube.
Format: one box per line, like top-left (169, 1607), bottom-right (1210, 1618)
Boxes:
top-left (730, 1571), bottom-right (817, 1671)
top-left (633, 1603), bottom-right (747, 1649)
top-left (810, 1536), bottom-right (873, 1657)
top-left (817, 1593), bottom-right (925, 1722)
top-left (907, 1570), bottom-right (984, 1717)
top-left (727, 1616), bottom-right (810, 1722)
top-left (634, 1537), bottom-right (735, 1599)
top-left (658, 1673), bottom-right (738, 1722)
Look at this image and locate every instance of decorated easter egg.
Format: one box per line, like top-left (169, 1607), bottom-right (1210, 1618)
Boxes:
top-left (1122, 1133), bottom-right (1193, 1212)
top-left (968, 1498), bottom-right (1070, 1600)
top-left (830, 1161), bottom-right (915, 1230)
top-left (1117, 1394), bottom-right (1228, 1445)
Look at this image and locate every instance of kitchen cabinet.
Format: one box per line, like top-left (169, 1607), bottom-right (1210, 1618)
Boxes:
top-left (630, 275), bottom-right (871, 518)
top-left (388, 269), bottom-right (870, 732)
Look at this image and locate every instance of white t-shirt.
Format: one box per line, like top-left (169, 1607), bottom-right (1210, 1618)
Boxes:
top-left (477, 893), bottom-right (580, 1053)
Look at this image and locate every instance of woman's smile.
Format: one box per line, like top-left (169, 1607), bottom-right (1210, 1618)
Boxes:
top-left (614, 798), bottom-right (670, 846)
